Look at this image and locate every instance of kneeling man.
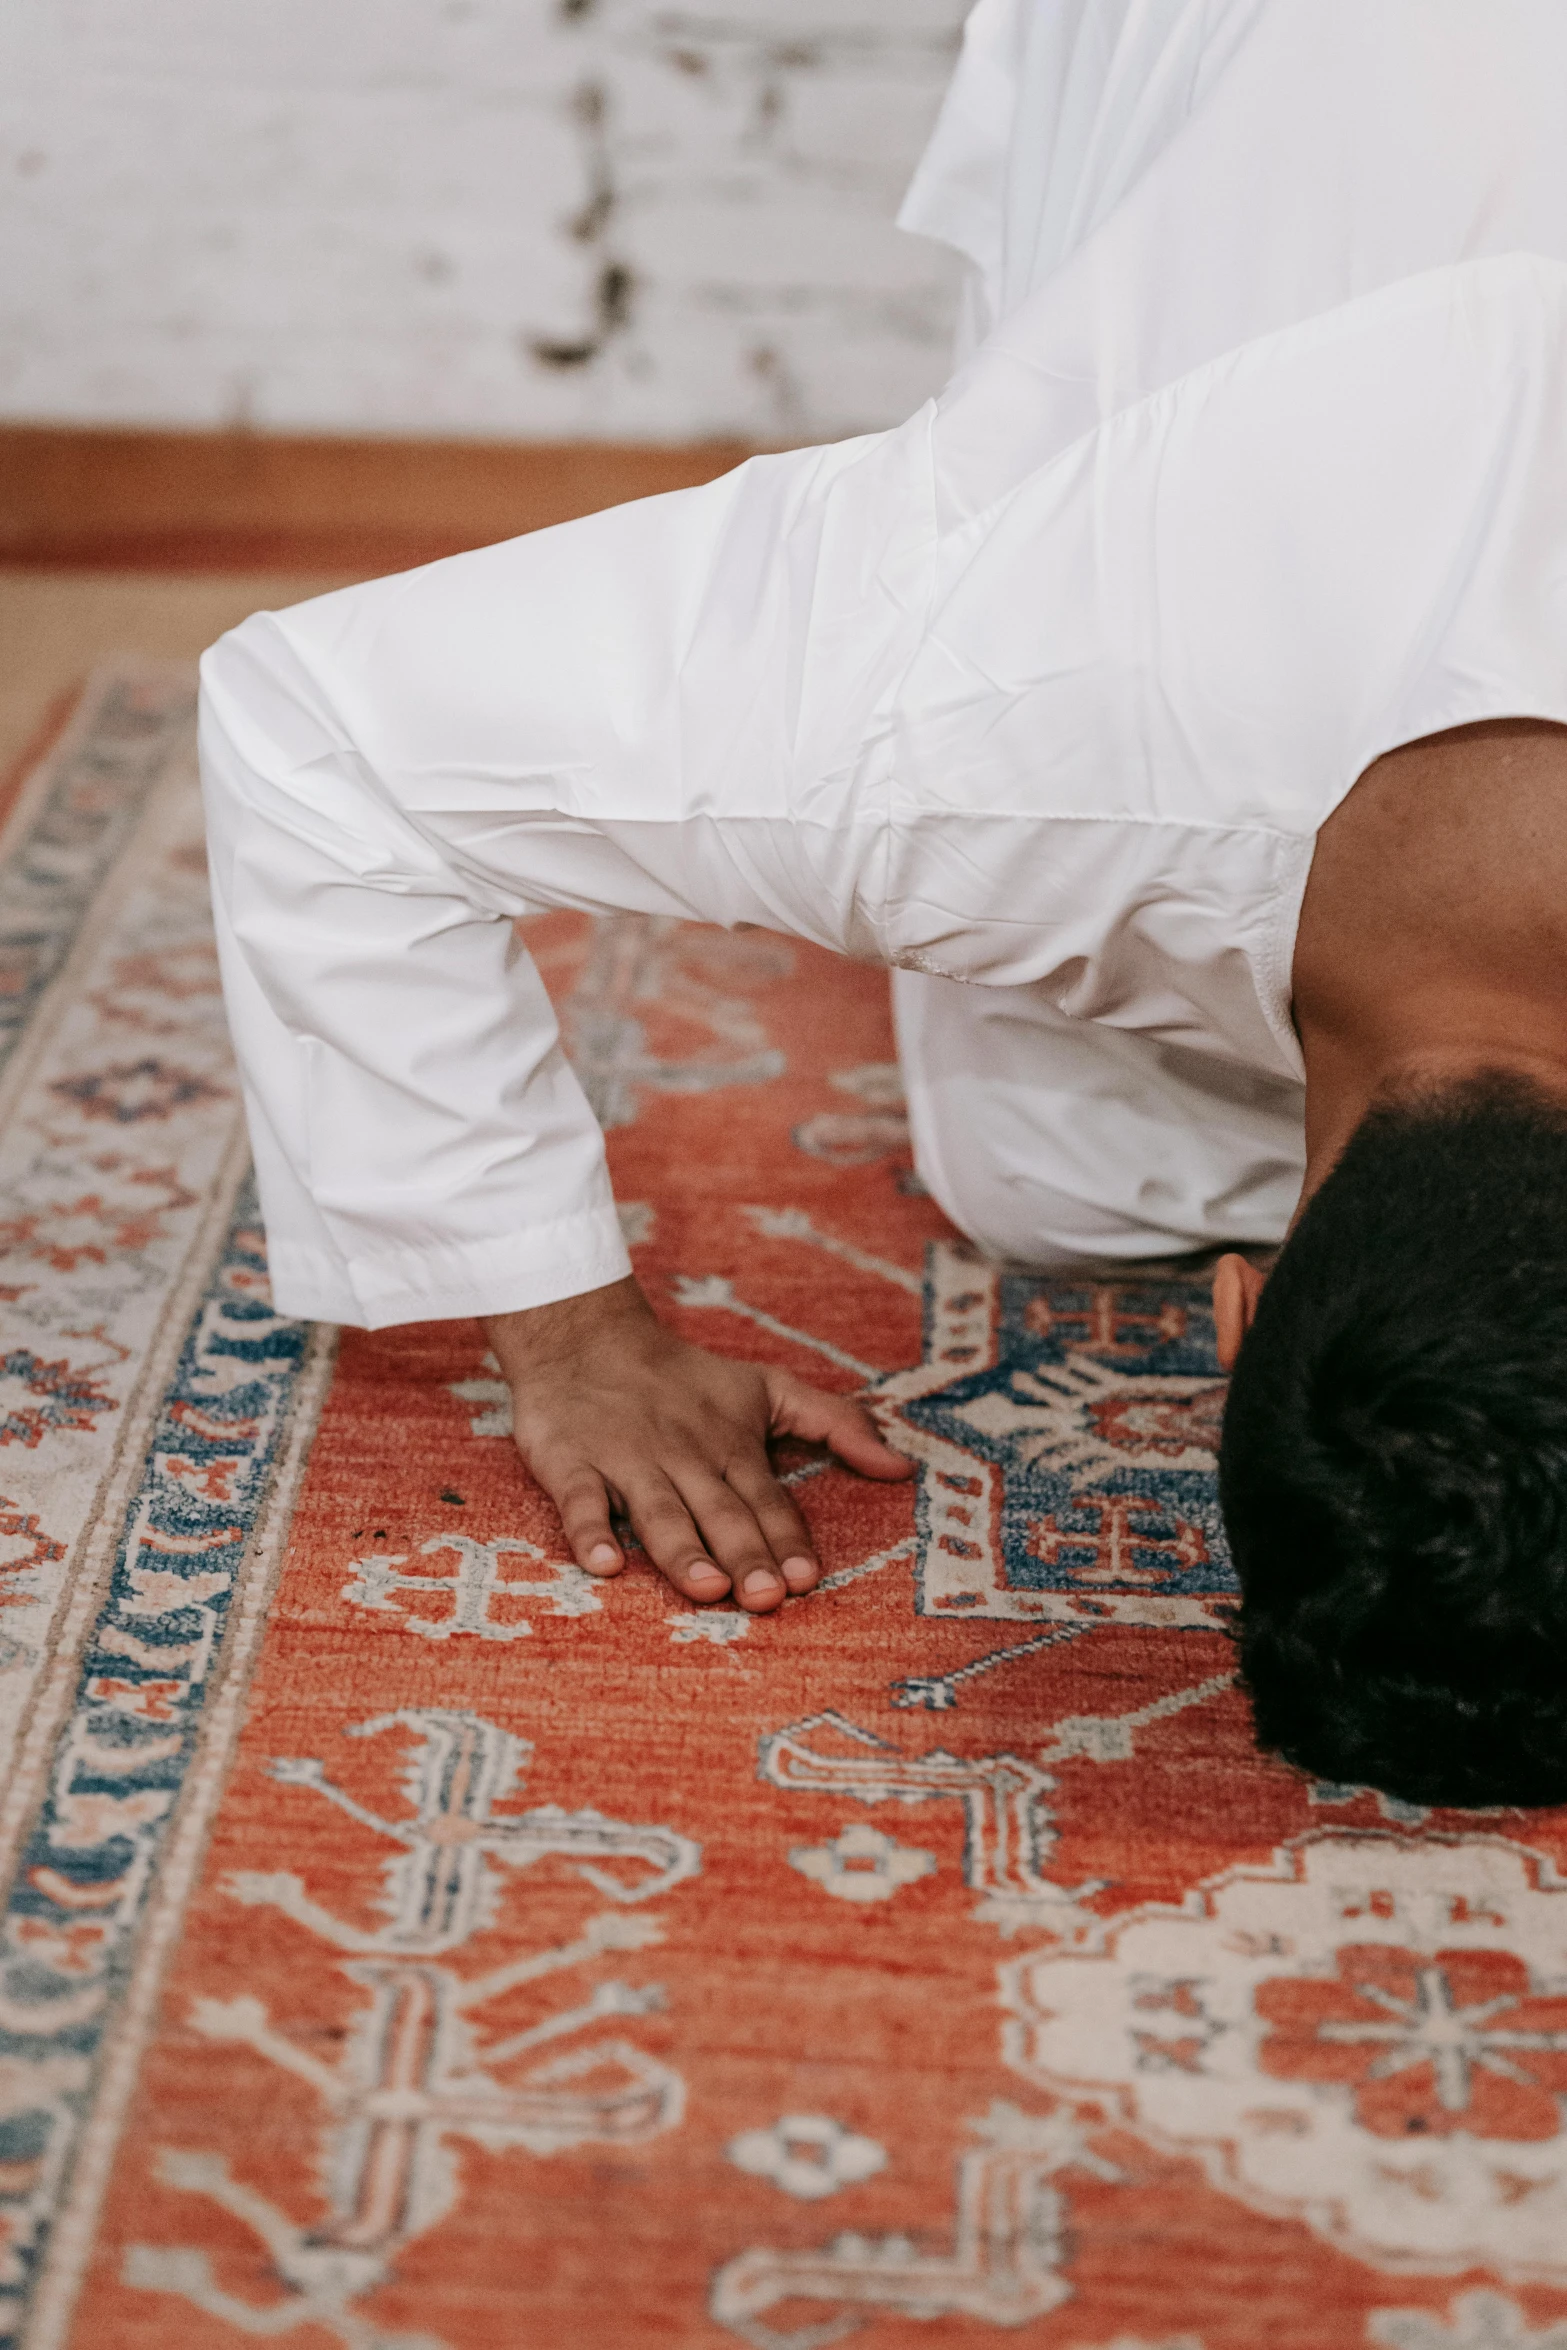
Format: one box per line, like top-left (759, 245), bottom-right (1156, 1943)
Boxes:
top-left (200, 0), bottom-right (1567, 1808)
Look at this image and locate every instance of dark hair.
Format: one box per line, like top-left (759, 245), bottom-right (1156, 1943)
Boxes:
top-left (1221, 1071), bottom-right (1567, 1808)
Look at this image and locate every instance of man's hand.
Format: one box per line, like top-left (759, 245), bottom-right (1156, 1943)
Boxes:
top-left (485, 1276), bottom-right (913, 1613)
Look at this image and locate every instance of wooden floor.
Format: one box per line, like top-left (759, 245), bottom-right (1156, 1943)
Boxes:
top-left (0, 569), bottom-right (365, 787)
top-left (0, 424), bottom-right (752, 572)
top-left (0, 422), bottom-right (757, 784)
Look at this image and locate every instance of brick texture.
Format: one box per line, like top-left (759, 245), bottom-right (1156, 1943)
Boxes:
top-left (0, 0), bottom-right (968, 443)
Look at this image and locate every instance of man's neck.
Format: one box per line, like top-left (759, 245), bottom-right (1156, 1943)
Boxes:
top-left (1291, 718), bottom-right (1567, 1221)
top-left (1295, 1027), bottom-right (1567, 1219)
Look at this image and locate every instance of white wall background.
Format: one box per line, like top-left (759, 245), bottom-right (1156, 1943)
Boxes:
top-left (0, 0), bottom-right (969, 444)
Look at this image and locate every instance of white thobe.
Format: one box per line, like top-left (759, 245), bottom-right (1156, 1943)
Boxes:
top-left (201, 0), bottom-right (1567, 1329)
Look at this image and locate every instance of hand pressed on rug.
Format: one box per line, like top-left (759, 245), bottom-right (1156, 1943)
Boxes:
top-left (485, 1271), bottom-right (912, 1614)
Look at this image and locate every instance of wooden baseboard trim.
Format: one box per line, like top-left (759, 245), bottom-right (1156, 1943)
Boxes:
top-left (0, 425), bottom-right (759, 571)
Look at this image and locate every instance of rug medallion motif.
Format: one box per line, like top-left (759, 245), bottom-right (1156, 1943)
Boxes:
top-left (2, 666), bottom-right (1566, 2348)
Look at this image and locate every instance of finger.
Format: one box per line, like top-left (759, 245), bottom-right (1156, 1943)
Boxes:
top-left (1213, 1251), bottom-right (1266, 1371)
top-left (622, 1472), bottom-right (733, 1604)
top-left (668, 1465), bottom-right (790, 1611)
top-left (539, 1462), bottom-right (627, 1577)
top-left (724, 1454), bottom-right (820, 1592)
top-left (766, 1374), bottom-right (915, 1481)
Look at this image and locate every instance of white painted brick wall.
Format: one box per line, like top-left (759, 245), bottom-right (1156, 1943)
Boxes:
top-left (0, 0), bottom-right (969, 442)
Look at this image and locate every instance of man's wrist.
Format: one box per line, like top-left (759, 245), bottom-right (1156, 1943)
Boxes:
top-left (483, 1274), bottom-right (654, 1380)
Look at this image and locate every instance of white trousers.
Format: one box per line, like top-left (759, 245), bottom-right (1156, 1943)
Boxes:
top-left (894, 969), bottom-right (1306, 1265)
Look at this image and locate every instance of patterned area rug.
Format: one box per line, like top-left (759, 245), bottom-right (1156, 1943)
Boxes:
top-left (3, 665), bottom-right (1567, 2350)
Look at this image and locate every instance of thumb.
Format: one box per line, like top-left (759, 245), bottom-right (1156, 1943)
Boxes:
top-left (766, 1370), bottom-right (915, 1481)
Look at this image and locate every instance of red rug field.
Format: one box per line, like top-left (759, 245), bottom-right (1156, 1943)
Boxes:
top-left (4, 666), bottom-right (1567, 2350)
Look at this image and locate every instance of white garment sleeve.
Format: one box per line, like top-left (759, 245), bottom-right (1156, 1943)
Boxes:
top-left (200, 620), bottom-right (635, 1330)
top-left (200, 427), bottom-right (935, 1330)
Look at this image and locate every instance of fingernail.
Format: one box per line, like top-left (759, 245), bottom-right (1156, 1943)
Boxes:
top-left (587, 1542), bottom-right (620, 1571)
top-left (780, 1555), bottom-right (816, 1590)
top-left (688, 1562), bottom-right (728, 1595)
top-left (744, 1569), bottom-right (781, 1600)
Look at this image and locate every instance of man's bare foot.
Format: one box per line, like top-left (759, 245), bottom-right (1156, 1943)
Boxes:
top-left (485, 1276), bottom-right (913, 1612)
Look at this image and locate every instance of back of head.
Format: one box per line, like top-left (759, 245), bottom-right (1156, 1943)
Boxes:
top-left (1221, 1072), bottom-right (1567, 1808)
